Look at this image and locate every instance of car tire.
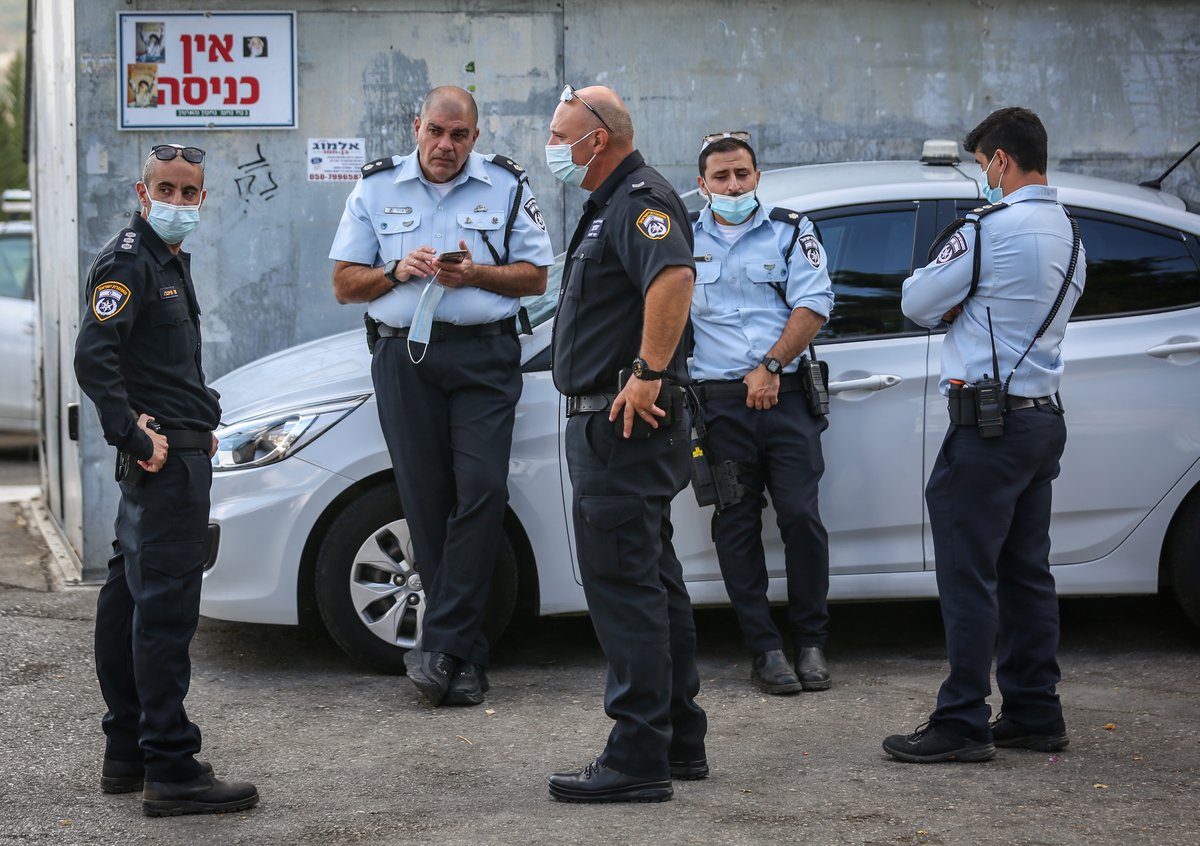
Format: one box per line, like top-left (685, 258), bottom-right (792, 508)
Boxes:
top-left (313, 484), bottom-right (520, 674)
top-left (1167, 491), bottom-right (1200, 629)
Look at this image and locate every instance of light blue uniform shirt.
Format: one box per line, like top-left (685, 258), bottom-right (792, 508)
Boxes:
top-left (328, 149), bottom-right (555, 327)
top-left (688, 203), bottom-right (834, 382)
top-left (901, 184), bottom-right (1086, 397)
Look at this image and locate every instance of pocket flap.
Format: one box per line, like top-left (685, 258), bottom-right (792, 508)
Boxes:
top-left (746, 262), bottom-right (788, 284)
top-left (457, 212), bottom-right (504, 231)
top-left (579, 494), bottom-right (643, 532)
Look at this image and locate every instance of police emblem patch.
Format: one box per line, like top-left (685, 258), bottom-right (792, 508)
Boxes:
top-left (936, 231), bottom-right (969, 264)
top-left (636, 209), bottom-right (671, 241)
top-left (93, 281), bottom-right (132, 322)
top-left (524, 197), bottom-right (546, 231)
top-left (799, 234), bottom-right (822, 269)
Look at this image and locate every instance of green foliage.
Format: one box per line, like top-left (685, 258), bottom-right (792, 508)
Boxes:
top-left (0, 51), bottom-right (25, 215)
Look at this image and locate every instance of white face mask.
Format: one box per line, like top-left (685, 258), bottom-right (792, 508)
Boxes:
top-left (146, 199), bottom-right (201, 244)
top-left (406, 279), bottom-right (445, 364)
top-left (545, 130), bottom-right (598, 187)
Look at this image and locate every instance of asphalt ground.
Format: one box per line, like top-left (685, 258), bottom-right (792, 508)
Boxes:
top-left (1, 449), bottom-right (1198, 845)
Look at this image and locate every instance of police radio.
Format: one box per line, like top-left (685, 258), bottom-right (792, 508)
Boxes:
top-left (974, 307), bottom-right (1006, 438)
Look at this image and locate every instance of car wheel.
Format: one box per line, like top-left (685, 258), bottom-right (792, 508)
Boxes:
top-left (313, 484), bottom-right (520, 674)
top-left (1167, 491), bottom-right (1200, 629)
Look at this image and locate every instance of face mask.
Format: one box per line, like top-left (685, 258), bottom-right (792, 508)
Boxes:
top-left (407, 279), bottom-right (445, 364)
top-left (980, 151), bottom-right (1005, 204)
top-left (146, 199), bottom-right (201, 244)
top-left (545, 130), bottom-right (598, 187)
top-left (704, 181), bottom-right (759, 224)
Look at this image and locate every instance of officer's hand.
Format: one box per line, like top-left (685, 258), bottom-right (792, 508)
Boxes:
top-left (209, 434), bottom-right (218, 458)
top-left (396, 247), bottom-right (438, 283)
top-left (942, 304), bottom-right (963, 323)
top-left (610, 377), bottom-right (666, 438)
top-left (744, 365), bottom-right (780, 411)
top-left (434, 240), bottom-right (475, 289)
top-left (136, 414), bottom-right (169, 473)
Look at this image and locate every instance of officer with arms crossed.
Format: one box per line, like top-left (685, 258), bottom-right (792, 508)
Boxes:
top-left (688, 132), bottom-right (835, 695)
top-left (884, 107), bottom-right (1085, 763)
top-left (545, 85), bottom-right (708, 804)
top-left (330, 86), bottom-right (553, 707)
top-left (75, 143), bottom-right (259, 816)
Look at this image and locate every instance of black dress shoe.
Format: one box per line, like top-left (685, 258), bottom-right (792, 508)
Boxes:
top-left (404, 648), bottom-right (458, 706)
top-left (751, 649), bottom-right (803, 694)
top-left (101, 758), bottom-right (214, 794)
top-left (548, 758), bottom-right (672, 803)
top-left (882, 722), bottom-right (996, 763)
top-left (795, 646), bottom-right (831, 691)
top-left (443, 662), bottom-right (490, 707)
top-left (668, 757), bottom-right (709, 780)
top-left (990, 716), bottom-right (1069, 751)
top-left (142, 773), bottom-right (259, 817)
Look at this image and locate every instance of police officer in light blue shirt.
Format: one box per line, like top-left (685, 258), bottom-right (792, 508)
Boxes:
top-left (688, 132), bottom-right (835, 696)
top-left (885, 107), bottom-right (1085, 764)
top-left (329, 86), bottom-right (553, 708)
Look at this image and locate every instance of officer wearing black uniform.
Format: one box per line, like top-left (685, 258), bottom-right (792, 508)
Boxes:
top-left (884, 108), bottom-right (1086, 763)
top-left (75, 144), bottom-right (258, 815)
top-left (545, 85), bottom-right (707, 804)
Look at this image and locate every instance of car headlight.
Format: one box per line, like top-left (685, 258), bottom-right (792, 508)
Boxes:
top-left (211, 395), bottom-right (370, 471)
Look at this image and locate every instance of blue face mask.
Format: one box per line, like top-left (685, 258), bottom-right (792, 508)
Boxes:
top-left (980, 151), bottom-right (1005, 204)
top-left (146, 199), bottom-right (201, 244)
top-left (545, 130), bottom-right (598, 187)
top-left (704, 181), bottom-right (759, 224)
top-left (407, 279), bottom-right (445, 364)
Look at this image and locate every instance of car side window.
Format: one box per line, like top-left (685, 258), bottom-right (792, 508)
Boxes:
top-left (809, 206), bottom-right (918, 340)
top-left (1069, 213), bottom-right (1200, 319)
top-left (0, 234), bottom-right (32, 301)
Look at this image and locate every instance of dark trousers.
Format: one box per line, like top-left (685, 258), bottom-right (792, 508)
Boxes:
top-left (95, 449), bottom-right (211, 782)
top-left (371, 333), bottom-right (521, 667)
top-left (927, 406), bottom-right (1068, 741)
top-left (704, 391), bottom-right (830, 655)
top-left (565, 411), bottom-right (708, 780)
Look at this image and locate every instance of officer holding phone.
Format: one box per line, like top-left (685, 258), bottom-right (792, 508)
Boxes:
top-left (330, 86), bottom-right (554, 707)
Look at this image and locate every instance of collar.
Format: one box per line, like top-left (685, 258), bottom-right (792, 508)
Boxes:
top-left (395, 149), bottom-right (490, 190)
top-left (1000, 183), bottom-right (1058, 205)
top-left (695, 199), bottom-right (770, 237)
top-left (129, 211), bottom-right (186, 266)
top-left (585, 150), bottom-right (646, 212)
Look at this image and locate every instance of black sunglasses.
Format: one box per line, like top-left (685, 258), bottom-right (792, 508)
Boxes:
top-left (700, 130), bottom-right (752, 151)
top-left (560, 85), bottom-right (612, 133)
top-left (149, 144), bottom-right (206, 164)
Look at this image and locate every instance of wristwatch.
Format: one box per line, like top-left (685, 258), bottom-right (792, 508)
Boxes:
top-left (762, 356), bottom-right (784, 375)
top-left (631, 357), bottom-right (665, 381)
top-left (383, 259), bottom-right (401, 287)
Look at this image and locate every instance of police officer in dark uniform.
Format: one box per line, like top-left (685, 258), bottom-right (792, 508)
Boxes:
top-left (884, 108), bottom-right (1086, 763)
top-left (75, 144), bottom-right (259, 815)
top-left (330, 87), bottom-right (553, 707)
top-left (544, 85), bottom-right (707, 803)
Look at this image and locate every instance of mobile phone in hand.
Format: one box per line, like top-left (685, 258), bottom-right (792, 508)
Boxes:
top-left (438, 250), bottom-right (468, 264)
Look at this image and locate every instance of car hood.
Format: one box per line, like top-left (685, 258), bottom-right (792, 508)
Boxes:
top-left (212, 329), bottom-right (374, 424)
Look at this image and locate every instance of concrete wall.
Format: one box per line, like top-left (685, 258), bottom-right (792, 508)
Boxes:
top-left (39, 0), bottom-right (1200, 576)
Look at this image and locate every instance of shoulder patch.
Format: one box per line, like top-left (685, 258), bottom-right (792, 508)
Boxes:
top-left (361, 157), bottom-right (397, 178)
top-left (769, 206), bottom-right (803, 225)
top-left (92, 281), bottom-right (132, 322)
top-left (935, 230), bottom-right (970, 265)
top-left (968, 201), bottom-right (1009, 218)
top-left (523, 196), bottom-right (546, 231)
top-left (636, 209), bottom-right (672, 241)
top-left (488, 154), bottom-right (527, 180)
top-left (798, 233), bottom-right (822, 268)
top-left (115, 229), bottom-right (140, 255)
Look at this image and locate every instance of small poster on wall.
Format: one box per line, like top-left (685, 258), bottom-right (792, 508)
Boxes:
top-left (117, 11), bottom-right (297, 130)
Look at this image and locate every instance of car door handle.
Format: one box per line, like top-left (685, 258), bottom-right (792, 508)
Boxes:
top-left (828, 374), bottom-right (902, 394)
top-left (1146, 339), bottom-right (1200, 359)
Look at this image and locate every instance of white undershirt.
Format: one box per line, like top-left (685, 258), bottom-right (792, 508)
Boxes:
top-left (715, 218), bottom-right (755, 244)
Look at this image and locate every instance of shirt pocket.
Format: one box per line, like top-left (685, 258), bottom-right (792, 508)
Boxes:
top-left (457, 212), bottom-right (506, 262)
top-left (565, 238), bottom-right (606, 302)
top-left (692, 258), bottom-right (724, 314)
top-left (745, 261), bottom-right (790, 308)
top-left (150, 299), bottom-right (195, 363)
top-left (372, 210), bottom-right (421, 259)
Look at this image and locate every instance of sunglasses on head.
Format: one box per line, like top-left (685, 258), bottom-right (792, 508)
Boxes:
top-left (560, 85), bottom-right (613, 133)
top-left (149, 144), bottom-right (206, 164)
top-left (700, 130), bottom-right (752, 150)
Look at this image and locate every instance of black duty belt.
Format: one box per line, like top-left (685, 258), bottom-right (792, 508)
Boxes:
top-left (565, 394), bottom-right (615, 417)
top-left (692, 372), bottom-right (804, 402)
top-left (376, 318), bottom-right (514, 342)
top-left (1005, 395), bottom-right (1056, 412)
top-left (161, 429), bottom-right (213, 450)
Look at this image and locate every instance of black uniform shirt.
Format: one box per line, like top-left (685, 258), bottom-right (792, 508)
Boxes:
top-left (74, 212), bottom-right (221, 461)
top-left (552, 151), bottom-right (696, 396)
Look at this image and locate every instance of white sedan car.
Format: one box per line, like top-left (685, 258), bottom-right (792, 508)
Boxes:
top-left (200, 150), bottom-right (1200, 672)
top-left (0, 220), bottom-right (36, 445)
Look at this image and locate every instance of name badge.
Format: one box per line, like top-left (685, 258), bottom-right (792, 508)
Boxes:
top-left (159, 286), bottom-right (180, 300)
top-left (587, 219), bottom-right (605, 239)
top-left (383, 207), bottom-right (413, 214)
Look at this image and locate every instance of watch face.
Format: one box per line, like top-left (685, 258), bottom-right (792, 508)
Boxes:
top-left (765, 357), bottom-right (782, 374)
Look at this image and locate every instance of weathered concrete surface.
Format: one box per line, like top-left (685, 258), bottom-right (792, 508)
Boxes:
top-left (2, 449), bottom-right (1199, 845)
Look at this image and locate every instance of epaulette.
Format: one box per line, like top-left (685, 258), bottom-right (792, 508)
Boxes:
top-left (769, 206), bottom-right (804, 226)
top-left (967, 202), bottom-right (1009, 218)
top-left (360, 157), bottom-right (397, 178)
top-left (487, 154), bottom-right (528, 181)
top-left (113, 228), bottom-right (141, 258)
